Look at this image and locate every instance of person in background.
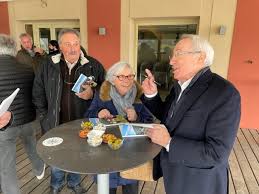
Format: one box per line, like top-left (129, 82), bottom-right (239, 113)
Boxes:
top-left (48, 40), bottom-right (60, 55)
top-left (0, 34), bottom-right (45, 194)
top-left (141, 34), bottom-right (241, 194)
top-left (85, 61), bottom-right (153, 194)
top-left (16, 33), bottom-right (46, 73)
top-left (33, 28), bottom-right (105, 194)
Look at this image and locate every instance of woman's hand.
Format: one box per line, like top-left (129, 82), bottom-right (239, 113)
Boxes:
top-left (125, 108), bottom-right (137, 121)
top-left (98, 109), bottom-right (113, 119)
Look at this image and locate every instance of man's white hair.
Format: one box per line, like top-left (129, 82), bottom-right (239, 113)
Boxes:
top-left (180, 34), bottom-right (214, 66)
top-left (106, 61), bottom-right (134, 85)
top-left (19, 33), bottom-right (32, 42)
top-left (0, 34), bottom-right (17, 57)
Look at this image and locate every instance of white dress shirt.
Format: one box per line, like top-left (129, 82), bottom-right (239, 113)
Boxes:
top-left (145, 77), bottom-right (193, 152)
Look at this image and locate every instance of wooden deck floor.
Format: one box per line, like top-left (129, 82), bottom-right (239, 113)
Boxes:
top-left (2, 128), bottom-right (258, 194)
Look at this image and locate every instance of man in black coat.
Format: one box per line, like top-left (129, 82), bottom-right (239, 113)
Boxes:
top-left (33, 28), bottom-right (105, 194)
top-left (141, 34), bottom-right (241, 194)
top-left (0, 34), bottom-right (45, 194)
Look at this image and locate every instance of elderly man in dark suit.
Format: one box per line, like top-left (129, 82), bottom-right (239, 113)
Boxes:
top-left (141, 34), bottom-right (241, 194)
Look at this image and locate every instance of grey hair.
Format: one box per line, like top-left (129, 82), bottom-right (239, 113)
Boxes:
top-left (0, 34), bottom-right (17, 57)
top-left (19, 33), bottom-right (32, 42)
top-left (58, 28), bottom-right (80, 44)
top-left (180, 34), bottom-right (214, 66)
top-left (106, 61), bottom-right (134, 84)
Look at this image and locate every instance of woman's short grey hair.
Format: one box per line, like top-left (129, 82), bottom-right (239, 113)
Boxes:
top-left (0, 34), bottom-right (17, 57)
top-left (180, 34), bottom-right (214, 66)
top-left (58, 28), bottom-right (80, 44)
top-left (106, 61), bottom-right (134, 84)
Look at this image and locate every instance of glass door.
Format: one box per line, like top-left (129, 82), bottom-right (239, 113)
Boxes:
top-left (39, 28), bottom-right (51, 52)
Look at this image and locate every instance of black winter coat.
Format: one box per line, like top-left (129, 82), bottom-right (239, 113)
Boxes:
top-left (0, 55), bottom-right (35, 128)
top-left (33, 54), bottom-right (105, 132)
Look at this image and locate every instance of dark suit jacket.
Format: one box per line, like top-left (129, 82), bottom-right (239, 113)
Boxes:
top-left (141, 69), bottom-right (241, 194)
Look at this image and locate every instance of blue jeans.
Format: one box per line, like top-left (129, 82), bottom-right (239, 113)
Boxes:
top-left (50, 167), bottom-right (81, 190)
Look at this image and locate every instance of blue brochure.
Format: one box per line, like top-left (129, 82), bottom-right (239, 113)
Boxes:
top-left (72, 74), bottom-right (96, 93)
top-left (119, 124), bottom-right (147, 137)
top-left (72, 74), bottom-right (87, 93)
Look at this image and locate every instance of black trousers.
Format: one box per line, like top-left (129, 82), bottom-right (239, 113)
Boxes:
top-left (109, 182), bottom-right (139, 194)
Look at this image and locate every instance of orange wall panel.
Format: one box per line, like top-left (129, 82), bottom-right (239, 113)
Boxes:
top-left (87, 0), bottom-right (121, 69)
top-left (228, 0), bottom-right (259, 129)
top-left (0, 2), bottom-right (10, 34)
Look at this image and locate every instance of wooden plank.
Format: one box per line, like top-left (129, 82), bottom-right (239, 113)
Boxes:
top-left (229, 144), bottom-right (249, 194)
top-left (16, 158), bottom-right (31, 171)
top-left (140, 181), bottom-right (156, 194)
top-left (85, 181), bottom-right (97, 194)
top-left (234, 133), bottom-right (258, 194)
top-left (20, 167), bottom-right (51, 194)
top-left (28, 175), bottom-right (51, 194)
top-left (16, 153), bottom-right (28, 164)
top-left (16, 141), bottom-right (23, 150)
top-left (241, 129), bottom-right (259, 161)
top-left (16, 147), bottom-right (26, 157)
top-left (17, 163), bottom-right (33, 179)
top-left (138, 181), bottom-right (145, 194)
top-left (117, 186), bottom-right (123, 194)
top-left (18, 170), bottom-right (34, 188)
top-left (80, 175), bottom-right (95, 193)
top-left (155, 178), bottom-right (166, 194)
top-left (249, 129), bottom-right (259, 146)
top-left (229, 169), bottom-right (236, 194)
top-left (240, 129), bottom-right (259, 185)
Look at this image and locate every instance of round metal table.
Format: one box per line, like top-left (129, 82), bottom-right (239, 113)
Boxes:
top-left (36, 118), bottom-right (161, 194)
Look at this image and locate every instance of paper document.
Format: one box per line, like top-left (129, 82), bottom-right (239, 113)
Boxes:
top-left (71, 74), bottom-right (96, 93)
top-left (0, 88), bottom-right (20, 117)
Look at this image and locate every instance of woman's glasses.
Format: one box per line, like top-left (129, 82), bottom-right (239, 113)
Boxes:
top-left (114, 74), bottom-right (135, 81)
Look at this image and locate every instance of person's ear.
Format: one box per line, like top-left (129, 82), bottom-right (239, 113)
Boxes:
top-left (198, 51), bottom-right (206, 64)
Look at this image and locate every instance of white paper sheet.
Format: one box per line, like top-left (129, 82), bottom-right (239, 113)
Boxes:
top-left (0, 88), bottom-right (20, 117)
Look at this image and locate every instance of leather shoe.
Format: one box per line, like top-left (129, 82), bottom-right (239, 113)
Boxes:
top-left (67, 184), bottom-right (87, 194)
top-left (49, 187), bottom-right (59, 194)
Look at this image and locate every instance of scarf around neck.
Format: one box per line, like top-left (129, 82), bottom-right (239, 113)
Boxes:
top-left (110, 84), bottom-right (137, 116)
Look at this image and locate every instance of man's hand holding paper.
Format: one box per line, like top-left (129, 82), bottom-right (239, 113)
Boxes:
top-left (0, 111), bottom-right (11, 129)
top-left (146, 124), bottom-right (171, 148)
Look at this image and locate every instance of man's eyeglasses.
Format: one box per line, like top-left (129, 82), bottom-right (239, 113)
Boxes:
top-left (114, 74), bottom-right (135, 81)
top-left (169, 51), bottom-right (201, 59)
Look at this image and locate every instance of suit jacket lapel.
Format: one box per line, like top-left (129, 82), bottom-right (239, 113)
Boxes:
top-left (167, 70), bottom-right (213, 133)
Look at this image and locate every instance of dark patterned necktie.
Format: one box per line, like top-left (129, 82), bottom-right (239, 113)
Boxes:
top-left (166, 83), bottom-right (181, 123)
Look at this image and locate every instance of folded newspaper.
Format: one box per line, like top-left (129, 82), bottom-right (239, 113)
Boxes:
top-left (0, 88), bottom-right (20, 117)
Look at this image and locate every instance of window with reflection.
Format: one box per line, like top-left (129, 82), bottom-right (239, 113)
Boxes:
top-left (39, 28), bottom-right (51, 52)
top-left (137, 24), bottom-right (197, 95)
